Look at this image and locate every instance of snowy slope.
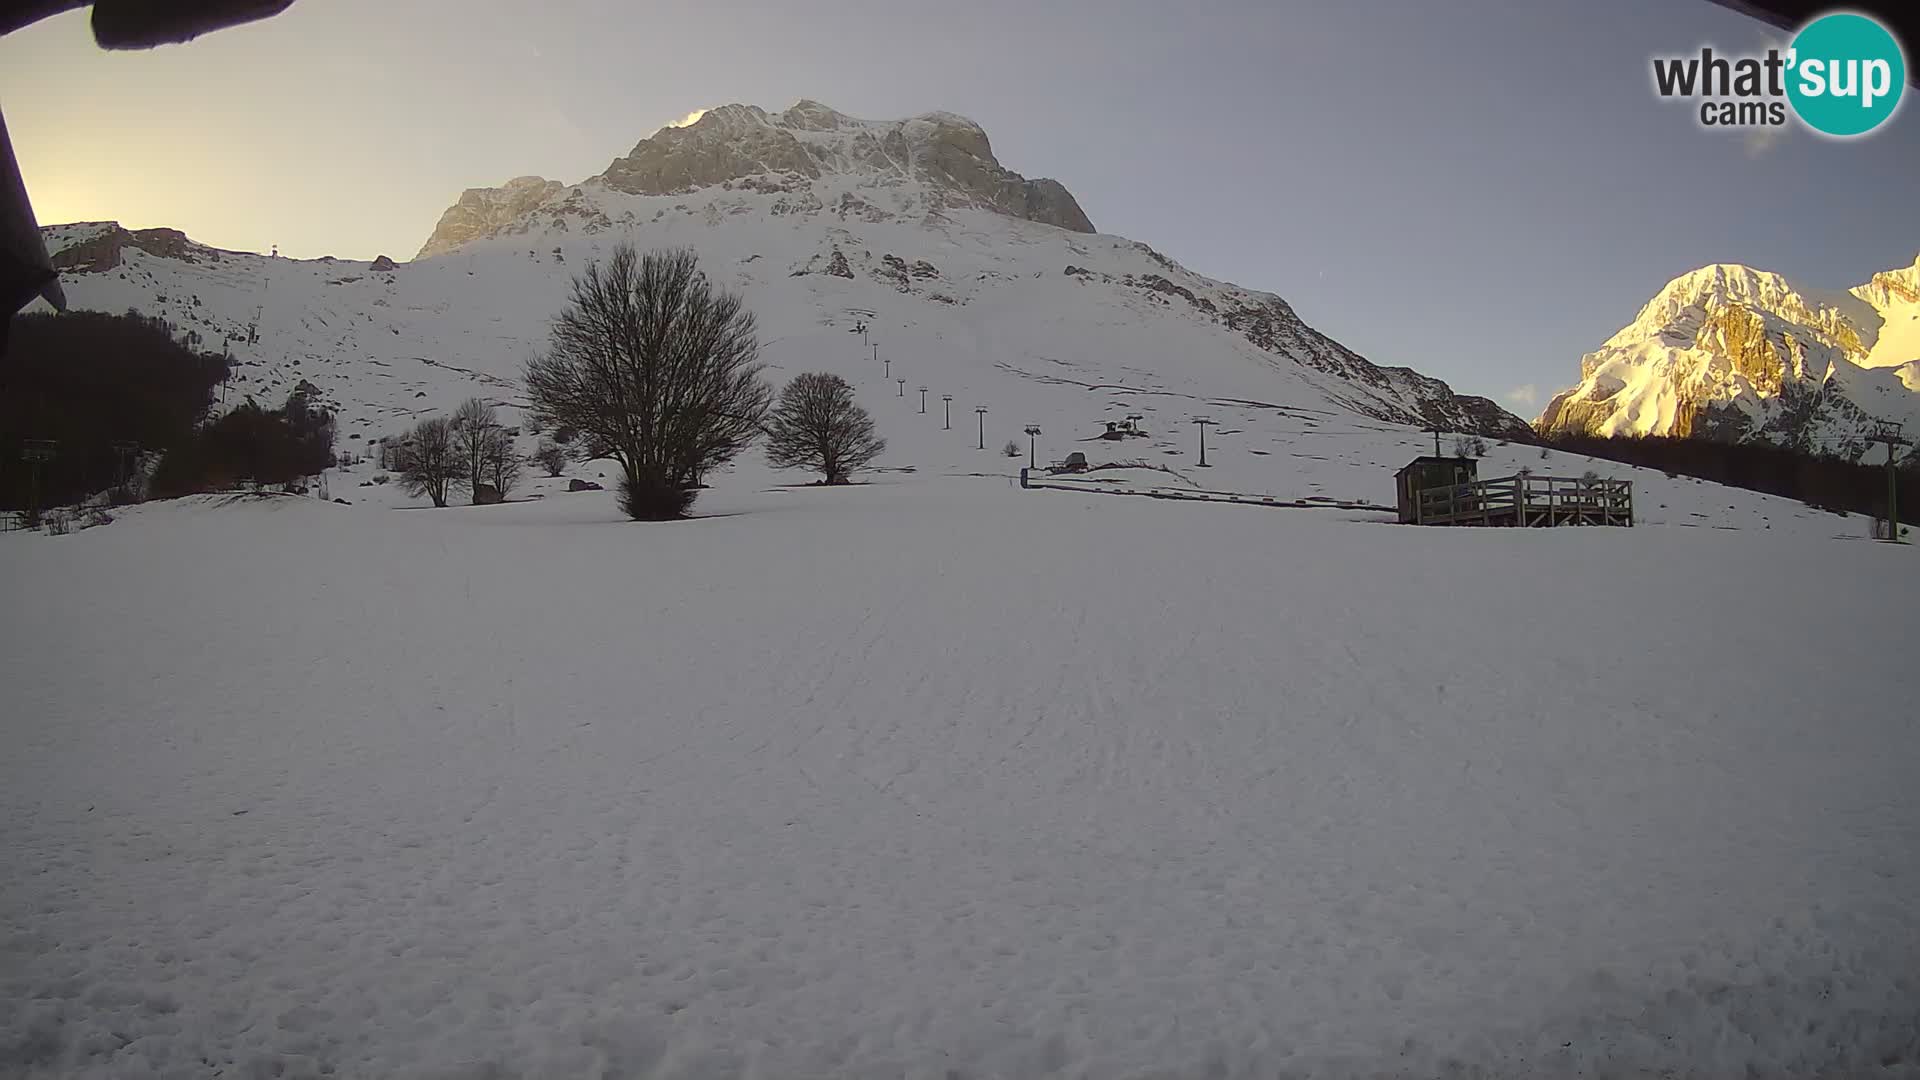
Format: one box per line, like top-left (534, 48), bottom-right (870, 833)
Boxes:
top-left (4, 481), bottom-right (1917, 1078)
top-left (32, 101), bottom-right (1528, 503)
top-left (1538, 256), bottom-right (1920, 455)
top-left (1853, 255), bottom-right (1920, 373)
top-left (36, 222), bottom-right (1882, 526)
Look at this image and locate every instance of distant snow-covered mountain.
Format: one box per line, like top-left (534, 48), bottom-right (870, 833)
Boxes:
top-left (34, 100), bottom-right (1529, 485)
top-left (1538, 256), bottom-right (1920, 457)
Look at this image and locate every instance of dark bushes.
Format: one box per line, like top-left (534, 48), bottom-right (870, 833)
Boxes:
top-left (1, 310), bottom-right (228, 508)
top-left (149, 387), bottom-right (335, 497)
top-left (1542, 431), bottom-right (1917, 519)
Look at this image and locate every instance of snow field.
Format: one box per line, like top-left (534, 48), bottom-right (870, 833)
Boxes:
top-left (4, 479), bottom-right (1918, 1078)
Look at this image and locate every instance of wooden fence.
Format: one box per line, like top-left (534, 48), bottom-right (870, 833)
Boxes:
top-left (1416, 473), bottom-right (1632, 527)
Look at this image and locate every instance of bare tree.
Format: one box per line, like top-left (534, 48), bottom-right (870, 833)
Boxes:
top-left (396, 416), bottom-right (461, 507)
top-left (482, 426), bottom-right (520, 500)
top-left (764, 372), bottom-right (885, 484)
top-left (451, 397), bottom-right (498, 503)
top-left (533, 437), bottom-right (568, 477)
top-left (1451, 434), bottom-right (1489, 458)
top-left (524, 245), bottom-right (771, 519)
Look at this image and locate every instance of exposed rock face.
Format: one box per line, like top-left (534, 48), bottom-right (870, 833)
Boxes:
top-left (600, 105), bottom-right (824, 196)
top-left (415, 176), bottom-right (566, 259)
top-left (415, 100), bottom-right (1094, 259)
top-left (598, 102), bottom-right (1094, 234)
top-left (369, 255), bottom-right (397, 272)
top-left (878, 253), bottom-right (911, 291)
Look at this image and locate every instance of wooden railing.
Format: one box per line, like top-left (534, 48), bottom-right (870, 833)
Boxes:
top-left (1417, 473), bottom-right (1632, 527)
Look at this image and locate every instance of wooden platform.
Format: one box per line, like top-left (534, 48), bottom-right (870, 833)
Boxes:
top-left (1414, 473), bottom-right (1633, 527)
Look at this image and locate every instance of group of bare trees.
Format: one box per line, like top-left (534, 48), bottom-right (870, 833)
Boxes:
top-left (393, 397), bottom-right (519, 507)
top-left (389, 245), bottom-right (886, 518)
top-left (455, 398), bottom-right (521, 502)
top-left (524, 244), bottom-right (884, 519)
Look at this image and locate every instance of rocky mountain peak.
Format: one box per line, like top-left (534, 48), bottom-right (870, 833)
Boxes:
top-left (777, 99), bottom-right (848, 131)
top-left (1538, 254), bottom-right (1920, 452)
top-left (415, 100), bottom-right (1093, 259)
top-left (1611, 263), bottom-right (1866, 358)
top-left (595, 100), bottom-right (1088, 230)
top-left (1624, 265), bottom-right (1802, 333)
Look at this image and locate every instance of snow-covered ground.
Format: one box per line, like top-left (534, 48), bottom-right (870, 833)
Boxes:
top-left (4, 476), bottom-right (1917, 1079)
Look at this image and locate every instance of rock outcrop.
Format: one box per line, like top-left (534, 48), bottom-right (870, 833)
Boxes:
top-left (415, 176), bottom-right (566, 259)
top-left (49, 226), bottom-right (220, 273)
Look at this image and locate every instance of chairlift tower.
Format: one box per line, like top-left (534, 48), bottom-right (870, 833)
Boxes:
top-left (1193, 417), bottom-right (1215, 467)
top-left (1874, 425), bottom-right (1911, 542)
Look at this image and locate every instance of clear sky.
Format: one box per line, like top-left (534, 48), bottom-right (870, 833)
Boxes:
top-left (2, 0), bottom-right (1916, 409)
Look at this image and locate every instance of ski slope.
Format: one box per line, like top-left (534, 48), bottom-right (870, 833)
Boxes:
top-left (4, 479), bottom-right (1917, 1078)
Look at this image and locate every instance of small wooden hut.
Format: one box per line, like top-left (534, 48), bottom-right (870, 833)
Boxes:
top-left (1394, 456), bottom-right (1478, 524)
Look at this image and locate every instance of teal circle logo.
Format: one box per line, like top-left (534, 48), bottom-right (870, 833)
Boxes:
top-left (1787, 13), bottom-right (1906, 136)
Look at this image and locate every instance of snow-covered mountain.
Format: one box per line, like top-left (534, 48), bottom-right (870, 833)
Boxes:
top-left (34, 100), bottom-right (1527, 486)
top-left (1537, 256), bottom-right (1920, 456)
